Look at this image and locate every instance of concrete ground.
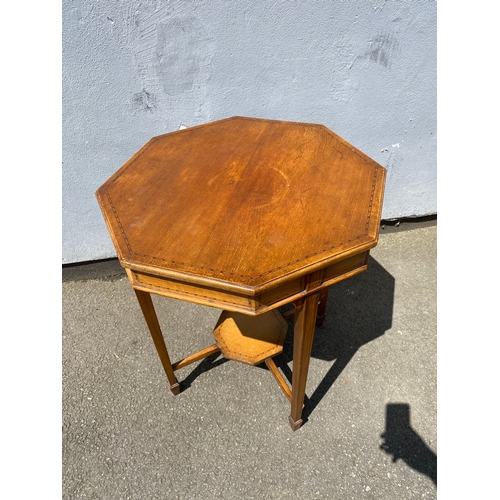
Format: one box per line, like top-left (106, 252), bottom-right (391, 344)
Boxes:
top-left (62, 221), bottom-right (437, 499)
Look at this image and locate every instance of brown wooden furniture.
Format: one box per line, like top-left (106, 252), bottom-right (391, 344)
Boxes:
top-left (96, 116), bottom-right (386, 431)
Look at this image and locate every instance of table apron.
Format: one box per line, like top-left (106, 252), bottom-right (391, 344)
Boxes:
top-left (125, 250), bottom-right (369, 315)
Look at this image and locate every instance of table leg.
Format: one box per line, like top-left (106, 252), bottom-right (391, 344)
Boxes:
top-left (133, 289), bottom-right (180, 395)
top-left (316, 287), bottom-right (330, 326)
top-left (289, 291), bottom-right (320, 431)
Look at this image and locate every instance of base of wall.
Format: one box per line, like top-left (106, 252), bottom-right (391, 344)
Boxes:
top-left (380, 214), bottom-right (437, 234)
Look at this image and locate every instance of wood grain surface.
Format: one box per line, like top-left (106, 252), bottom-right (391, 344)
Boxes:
top-left (96, 117), bottom-right (386, 297)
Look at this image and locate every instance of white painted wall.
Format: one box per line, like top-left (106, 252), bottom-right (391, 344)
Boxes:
top-left (63, 0), bottom-right (436, 264)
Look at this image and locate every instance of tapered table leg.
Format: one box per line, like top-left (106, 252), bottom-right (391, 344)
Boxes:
top-left (134, 289), bottom-right (180, 395)
top-left (289, 291), bottom-right (320, 431)
top-left (316, 287), bottom-right (329, 326)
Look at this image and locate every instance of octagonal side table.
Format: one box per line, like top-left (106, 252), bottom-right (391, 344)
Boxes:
top-left (96, 117), bottom-right (386, 431)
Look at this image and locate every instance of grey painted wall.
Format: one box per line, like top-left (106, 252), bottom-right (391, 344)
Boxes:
top-left (62, 0), bottom-right (436, 264)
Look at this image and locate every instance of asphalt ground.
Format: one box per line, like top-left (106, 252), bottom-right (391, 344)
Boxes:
top-left (62, 221), bottom-right (437, 499)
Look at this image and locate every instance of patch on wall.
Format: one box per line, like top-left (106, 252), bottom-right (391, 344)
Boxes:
top-left (367, 32), bottom-right (400, 68)
top-left (131, 88), bottom-right (158, 113)
top-left (155, 17), bottom-right (215, 96)
top-left (126, 5), bottom-right (216, 122)
top-left (351, 32), bottom-right (400, 70)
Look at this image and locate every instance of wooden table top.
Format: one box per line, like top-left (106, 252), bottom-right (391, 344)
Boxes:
top-left (96, 117), bottom-right (386, 297)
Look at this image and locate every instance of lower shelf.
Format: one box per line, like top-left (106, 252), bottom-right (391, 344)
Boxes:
top-left (212, 309), bottom-right (288, 365)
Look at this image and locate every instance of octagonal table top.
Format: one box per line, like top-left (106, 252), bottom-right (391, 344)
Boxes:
top-left (96, 117), bottom-right (386, 294)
